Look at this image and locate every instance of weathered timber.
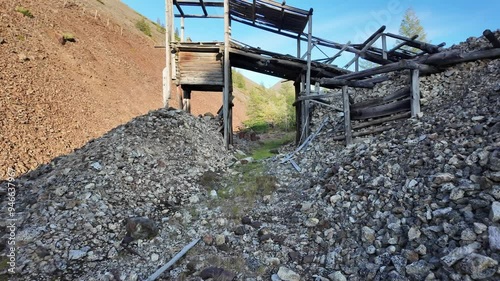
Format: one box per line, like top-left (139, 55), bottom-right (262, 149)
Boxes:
top-left (351, 86), bottom-right (410, 109)
top-left (342, 86), bottom-right (352, 145)
top-left (385, 32), bottom-right (443, 54)
top-left (223, 0), bottom-right (231, 147)
top-left (178, 51), bottom-right (223, 86)
top-left (410, 69), bottom-right (420, 117)
top-left (417, 48), bottom-right (500, 66)
top-left (483, 29), bottom-right (500, 48)
top-left (345, 26), bottom-right (385, 68)
top-left (351, 98), bottom-right (411, 120)
top-left (319, 78), bottom-right (375, 89)
top-left (332, 125), bottom-right (393, 141)
top-left (352, 112), bottom-right (411, 130)
top-left (335, 60), bottom-right (436, 81)
top-left (388, 35), bottom-right (418, 54)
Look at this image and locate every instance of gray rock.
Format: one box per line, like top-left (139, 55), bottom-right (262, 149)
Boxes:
top-left (68, 247), bottom-right (90, 260)
top-left (391, 255), bottom-right (407, 275)
top-left (361, 226), bottom-right (376, 243)
top-left (432, 207), bottom-right (453, 217)
top-left (277, 267), bottom-right (300, 281)
top-left (328, 271), bottom-right (347, 281)
top-left (408, 226), bottom-right (421, 241)
top-left (490, 201), bottom-right (500, 222)
top-left (433, 173), bottom-right (455, 184)
top-left (406, 260), bottom-right (431, 281)
top-left (459, 253), bottom-right (498, 280)
top-left (441, 242), bottom-right (481, 267)
top-left (488, 226), bottom-right (500, 251)
top-left (489, 150), bottom-right (500, 171)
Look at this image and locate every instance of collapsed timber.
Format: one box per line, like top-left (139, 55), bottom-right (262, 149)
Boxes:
top-left (295, 29), bottom-right (500, 145)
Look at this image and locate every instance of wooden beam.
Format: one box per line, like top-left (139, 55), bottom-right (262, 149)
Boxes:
top-left (385, 32), bottom-right (443, 54)
top-left (345, 26), bottom-right (386, 69)
top-left (199, 0), bottom-right (208, 16)
top-left (176, 1), bottom-right (223, 7)
top-left (351, 98), bottom-right (410, 120)
top-left (410, 69), bottom-right (420, 117)
top-left (319, 78), bottom-right (375, 89)
top-left (417, 48), bottom-right (500, 66)
top-left (173, 0), bottom-right (185, 16)
top-left (388, 35), bottom-right (418, 54)
top-left (342, 86), bottom-right (352, 145)
top-left (336, 60), bottom-right (436, 81)
top-left (326, 41), bottom-right (350, 64)
top-left (175, 14), bottom-right (223, 18)
top-left (483, 29), bottom-right (500, 48)
top-left (332, 125), bottom-right (393, 141)
top-left (352, 112), bottom-right (411, 130)
top-left (352, 86), bottom-right (410, 109)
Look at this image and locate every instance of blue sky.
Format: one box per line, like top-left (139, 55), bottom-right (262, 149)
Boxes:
top-left (122, 0), bottom-right (500, 87)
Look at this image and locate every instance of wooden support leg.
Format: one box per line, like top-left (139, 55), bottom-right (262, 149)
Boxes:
top-left (410, 69), bottom-right (421, 117)
top-left (294, 81), bottom-right (302, 145)
top-left (342, 85), bottom-right (352, 145)
top-left (182, 89), bottom-right (191, 113)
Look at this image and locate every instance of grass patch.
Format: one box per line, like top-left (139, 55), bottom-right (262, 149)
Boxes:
top-left (250, 132), bottom-right (294, 160)
top-left (135, 18), bottom-right (152, 37)
top-left (15, 6), bottom-right (34, 18)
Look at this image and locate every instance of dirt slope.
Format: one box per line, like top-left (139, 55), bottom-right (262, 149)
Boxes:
top-left (0, 0), bottom-right (167, 179)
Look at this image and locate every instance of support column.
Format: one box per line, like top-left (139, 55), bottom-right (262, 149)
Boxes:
top-left (180, 16), bottom-right (185, 42)
top-left (342, 85), bottom-right (352, 145)
top-left (294, 80), bottom-right (301, 144)
top-left (411, 69), bottom-right (421, 117)
top-left (301, 9), bottom-right (313, 143)
top-left (223, 0), bottom-right (232, 147)
top-left (163, 0), bottom-right (172, 107)
top-left (182, 89), bottom-right (191, 113)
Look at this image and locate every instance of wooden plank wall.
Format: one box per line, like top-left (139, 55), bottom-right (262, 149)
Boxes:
top-left (178, 51), bottom-right (224, 86)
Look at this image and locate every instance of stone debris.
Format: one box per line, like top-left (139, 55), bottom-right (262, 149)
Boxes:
top-left (1, 31), bottom-right (500, 280)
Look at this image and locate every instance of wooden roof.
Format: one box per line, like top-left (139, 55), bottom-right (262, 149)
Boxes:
top-left (173, 0), bottom-right (312, 36)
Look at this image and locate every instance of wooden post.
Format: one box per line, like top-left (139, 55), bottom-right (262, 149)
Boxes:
top-left (182, 89), bottom-right (191, 113)
top-left (163, 0), bottom-right (172, 107)
top-left (342, 85), bottom-right (352, 145)
top-left (180, 16), bottom-right (185, 42)
top-left (296, 36), bottom-right (301, 58)
top-left (382, 34), bottom-right (387, 60)
top-left (223, 0), bottom-right (231, 147)
top-left (410, 69), bottom-right (420, 117)
top-left (355, 57), bottom-right (359, 72)
top-left (301, 9), bottom-right (313, 143)
top-left (294, 81), bottom-right (302, 144)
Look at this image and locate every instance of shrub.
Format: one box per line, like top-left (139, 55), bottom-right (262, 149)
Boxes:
top-left (15, 6), bottom-right (34, 18)
top-left (135, 18), bottom-right (152, 37)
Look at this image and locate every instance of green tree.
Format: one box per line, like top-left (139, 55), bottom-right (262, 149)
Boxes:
top-left (398, 8), bottom-right (428, 52)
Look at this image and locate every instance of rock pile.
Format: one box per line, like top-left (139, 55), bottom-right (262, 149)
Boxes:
top-left (0, 109), bottom-right (233, 280)
top-left (263, 31), bottom-right (500, 280)
top-left (1, 32), bottom-right (499, 281)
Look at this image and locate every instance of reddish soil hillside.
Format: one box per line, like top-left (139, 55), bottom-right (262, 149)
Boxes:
top-left (0, 0), bottom-right (166, 179)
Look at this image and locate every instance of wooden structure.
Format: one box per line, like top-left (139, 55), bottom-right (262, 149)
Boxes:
top-left (163, 1), bottom-right (500, 147)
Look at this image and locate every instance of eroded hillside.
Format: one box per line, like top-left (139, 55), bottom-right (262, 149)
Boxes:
top-left (0, 0), bottom-right (166, 179)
